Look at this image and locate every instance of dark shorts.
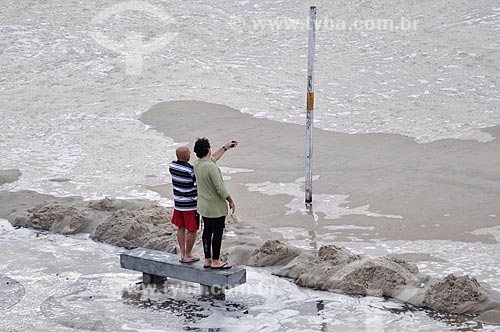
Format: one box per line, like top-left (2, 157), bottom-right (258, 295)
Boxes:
top-left (172, 209), bottom-right (200, 232)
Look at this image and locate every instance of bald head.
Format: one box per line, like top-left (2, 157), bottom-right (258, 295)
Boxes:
top-left (176, 146), bottom-right (191, 162)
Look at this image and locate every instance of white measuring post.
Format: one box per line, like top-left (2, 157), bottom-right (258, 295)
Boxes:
top-left (305, 6), bottom-right (316, 206)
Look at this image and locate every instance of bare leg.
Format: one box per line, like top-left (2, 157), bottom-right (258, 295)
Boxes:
top-left (177, 227), bottom-right (186, 259)
top-left (185, 230), bottom-right (197, 259)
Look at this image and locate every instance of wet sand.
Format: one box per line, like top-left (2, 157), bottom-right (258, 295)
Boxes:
top-left (140, 100), bottom-right (500, 243)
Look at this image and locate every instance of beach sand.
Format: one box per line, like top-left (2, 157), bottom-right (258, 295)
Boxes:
top-left (140, 100), bottom-right (500, 244)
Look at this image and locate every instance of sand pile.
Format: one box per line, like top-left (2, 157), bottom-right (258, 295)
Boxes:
top-left (87, 197), bottom-right (115, 211)
top-left (221, 239), bottom-right (302, 267)
top-left (91, 205), bottom-right (178, 252)
top-left (8, 198), bottom-right (180, 252)
top-left (12, 203), bottom-right (90, 235)
top-left (274, 245), bottom-right (419, 297)
top-left (415, 274), bottom-right (500, 323)
top-left (247, 239), bottom-right (301, 267)
top-left (422, 274), bottom-right (488, 314)
top-left (87, 197), bottom-right (158, 212)
top-left (8, 197), bottom-right (179, 251)
top-left (244, 240), bottom-right (500, 322)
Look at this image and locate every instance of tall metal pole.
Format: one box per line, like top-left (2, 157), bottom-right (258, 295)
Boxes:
top-left (305, 6), bottom-right (316, 205)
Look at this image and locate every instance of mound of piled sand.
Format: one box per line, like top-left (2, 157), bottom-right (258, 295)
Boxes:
top-left (247, 239), bottom-right (301, 267)
top-left (91, 205), bottom-right (178, 252)
top-left (5, 196), bottom-right (160, 236)
top-left (274, 245), bottom-right (419, 297)
top-left (247, 240), bottom-right (500, 322)
top-left (87, 197), bottom-right (158, 213)
top-left (7, 197), bottom-right (180, 252)
top-left (422, 275), bottom-right (491, 314)
top-left (221, 239), bottom-right (302, 267)
top-left (12, 203), bottom-right (90, 235)
top-left (87, 197), bottom-right (115, 211)
top-left (8, 198), bottom-right (181, 253)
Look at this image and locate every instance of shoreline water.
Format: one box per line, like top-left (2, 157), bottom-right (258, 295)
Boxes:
top-left (2, 212), bottom-right (500, 330)
top-left (2, 95), bottom-right (500, 327)
top-left (2, 0), bottom-right (499, 329)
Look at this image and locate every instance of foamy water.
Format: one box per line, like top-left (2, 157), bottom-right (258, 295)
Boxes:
top-left (1, 0), bottom-right (500, 200)
top-left (1, 1), bottom-right (499, 330)
top-left (1, 218), bottom-right (499, 331)
top-left (246, 177), bottom-right (402, 220)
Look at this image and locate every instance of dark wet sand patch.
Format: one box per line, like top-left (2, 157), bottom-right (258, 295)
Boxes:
top-left (140, 100), bottom-right (500, 243)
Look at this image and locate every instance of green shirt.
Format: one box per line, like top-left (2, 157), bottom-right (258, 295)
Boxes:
top-left (194, 156), bottom-right (230, 218)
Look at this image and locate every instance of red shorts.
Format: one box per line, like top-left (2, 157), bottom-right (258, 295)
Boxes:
top-left (172, 209), bottom-right (200, 232)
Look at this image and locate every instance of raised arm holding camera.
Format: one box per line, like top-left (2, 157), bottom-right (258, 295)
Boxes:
top-left (193, 138), bottom-right (238, 269)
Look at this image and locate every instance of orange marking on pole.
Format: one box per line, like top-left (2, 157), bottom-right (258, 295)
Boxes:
top-left (307, 92), bottom-right (314, 111)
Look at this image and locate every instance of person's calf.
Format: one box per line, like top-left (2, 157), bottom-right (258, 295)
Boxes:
top-left (185, 230), bottom-right (197, 257)
top-left (176, 227), bottom-right (187, 258)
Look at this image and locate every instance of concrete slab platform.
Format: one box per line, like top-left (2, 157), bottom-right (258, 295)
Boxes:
top-left (120, 248), bottom-right (246, 295)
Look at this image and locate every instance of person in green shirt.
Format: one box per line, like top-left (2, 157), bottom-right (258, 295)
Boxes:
top-left (193, 137), bottom-right (237, 269)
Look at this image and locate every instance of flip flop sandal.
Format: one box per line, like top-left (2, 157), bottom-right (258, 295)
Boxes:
top-left (211, 263), bottom-right (232, 270)
top-left (179, 257), bottom-right (200, 263)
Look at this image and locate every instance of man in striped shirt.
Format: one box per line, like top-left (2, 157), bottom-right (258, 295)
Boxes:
top-left (169, 146), bottom-right (200, 263)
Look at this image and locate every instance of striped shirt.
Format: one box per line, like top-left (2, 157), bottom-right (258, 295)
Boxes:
top-left (169, 160), bottom-right (197, 211)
